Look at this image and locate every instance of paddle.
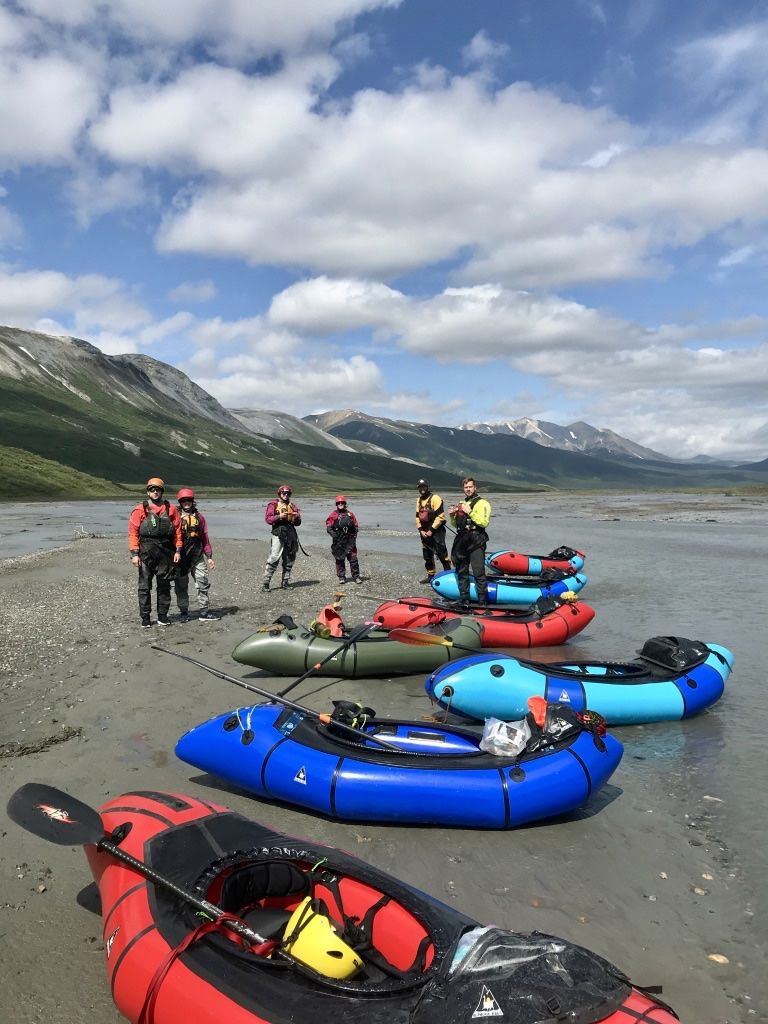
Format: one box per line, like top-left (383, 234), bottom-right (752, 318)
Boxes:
top-left (387, 627), bottom-right (481, 655)
top-left (152, 646), bottom-right (402, 753)
top-left (6, 783), bottom-right (271, 947)
top-left (276, 620), bottom-right (377, 699)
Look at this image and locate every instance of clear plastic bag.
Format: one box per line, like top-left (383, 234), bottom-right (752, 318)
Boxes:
top-left (479, 716), bottom-right (532, 757)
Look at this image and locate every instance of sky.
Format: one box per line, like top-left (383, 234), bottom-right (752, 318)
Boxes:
top-left (1, 0), bottom-right (768, 462)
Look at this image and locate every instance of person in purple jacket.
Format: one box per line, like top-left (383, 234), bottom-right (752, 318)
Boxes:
top-left (173, 488), bottom-right (219, 621)
top-left (262, 484), bottom-right (302, 591)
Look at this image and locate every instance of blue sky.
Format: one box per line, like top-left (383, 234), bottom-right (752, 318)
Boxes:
top-left (1, 0), bottom-right (767, 460)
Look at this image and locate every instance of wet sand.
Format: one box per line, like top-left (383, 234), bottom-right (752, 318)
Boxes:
top-left (0, 535), bottom-right (761, 1023)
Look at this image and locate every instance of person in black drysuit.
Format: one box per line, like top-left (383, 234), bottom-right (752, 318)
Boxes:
top-left (128, 477), bottom-right (183, 627)
top-left (325, 495), bottom-right (361, 584)
top-left (448, 477), bottom-right (492, 608)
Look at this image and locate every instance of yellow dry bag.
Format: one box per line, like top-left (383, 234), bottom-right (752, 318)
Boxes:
top-left (282, 898), bottom-right (363, 980)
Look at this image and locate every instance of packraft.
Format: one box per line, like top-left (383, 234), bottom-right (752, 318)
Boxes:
top-left (231, 617), bottom-right (483, 677)
top-left (430, 567), bottom-right (588, 606)
top-left (486, 546), bottom-right (586, 575)
top-left (371, 594), bottom-right (595, 648)
top-left (175, 700), bottom-right (623, 829)
top-left (425, 636), bottom-right (735, 726)
top-left (53, 789), bottom-right (680, 1023)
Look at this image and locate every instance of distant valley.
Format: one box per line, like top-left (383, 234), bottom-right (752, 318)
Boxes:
top-left (0, 324), bottom-right (765, 500)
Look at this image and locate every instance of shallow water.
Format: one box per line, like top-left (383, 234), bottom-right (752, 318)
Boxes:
top-left (3, 492), bottom-right (766, 958)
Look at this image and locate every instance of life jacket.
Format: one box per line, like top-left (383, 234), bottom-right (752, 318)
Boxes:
top-left (333, 511), bottom-right (355, 535)
top-left (455, 494), bottom-right (483, 532)
top-left (138, 500), bottom-right (175, 546)
top-left (179, 509), bottom-right (202, 542)
top-left (416, 494), bottom-right (444, 530)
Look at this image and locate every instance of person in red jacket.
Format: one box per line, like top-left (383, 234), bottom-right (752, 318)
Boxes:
top-left (262, 484), bottom-right (302, 591)
top-left (128, 477), bottom-right (183, 628)
top-left (326, 495), bottom-right (362, 584)
top-left (173, 487), bottom-right (219, 622)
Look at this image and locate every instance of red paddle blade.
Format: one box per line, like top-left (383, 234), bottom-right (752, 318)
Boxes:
top-left (7, 783), bottom-right (105, 846)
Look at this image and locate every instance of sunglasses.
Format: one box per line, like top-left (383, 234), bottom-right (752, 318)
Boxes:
top-left (336, 501), bottom-right (347, 506)
top-left (279, 491), bottom-right (292, 496)
top-left (147, 486), bottom-right (163, 492)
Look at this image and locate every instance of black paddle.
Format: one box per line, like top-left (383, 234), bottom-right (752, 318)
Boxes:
top-left (276, 620), bottom-right (378, 699)
top-left (152, 646), bottom-right (402, 753)
top-left (6, 783), bottom-right (270, 946)
top-left (387, 627), bottom-right (482, 655)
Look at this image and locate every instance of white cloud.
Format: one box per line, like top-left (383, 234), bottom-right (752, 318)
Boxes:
top-left (266, 278), bottom-right (642, 359)
top-left (193, 351), bottom-right (385, 409)
top-left (0, 56), bottom-right (98, 165)
top-left (0, 268), bottom-right (151, 334)
top-left (17, 0), bottom-right (402, 60)
top-left (0, 205), bottom-right (24, 247)
top-left (92, 58), bottom-right (338, 175)
top-left (672, 21), bottom-right (768, 145)
top-left (461, 31), bottom-right (509, 68)
top-left (268, 276), bottom-right (405, 334)
top-left (67, 165), bottom-right (148, 228)
top-left (168, 279), bottom-right (218, 303)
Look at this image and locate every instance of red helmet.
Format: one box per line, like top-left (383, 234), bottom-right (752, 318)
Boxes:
top-left (278, 484), bottom-right (293, 495)
top-left (335, 495), bottom-right (347, 504)
top-left (177, 487), bottom-right (195, 501)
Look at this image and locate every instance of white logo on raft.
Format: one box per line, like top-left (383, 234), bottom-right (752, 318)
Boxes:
top-left (559, 689), bottom-right (570, 701)
top-left (105, 926), bottom-right (119, 959)
top-left (472, 985), bottom-right (503, 1018)
top-left (294, 767), bottom-right (307, 784)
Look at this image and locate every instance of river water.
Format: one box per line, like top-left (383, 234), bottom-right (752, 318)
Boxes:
top-left (2, 490), bottom-right (766, 1003)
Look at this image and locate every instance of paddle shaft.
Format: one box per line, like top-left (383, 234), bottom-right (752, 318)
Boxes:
top-left (153, 646), bottom-right (402, 752)
top-left (276, 621), bottom-right (376, 698)
top-left (95, 834), bottom-right (268, 944)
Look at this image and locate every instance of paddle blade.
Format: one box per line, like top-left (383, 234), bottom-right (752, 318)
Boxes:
top-left (388, 627), bottom-right (452, 648)
top-left (7, 783), bottom-right (105, 846)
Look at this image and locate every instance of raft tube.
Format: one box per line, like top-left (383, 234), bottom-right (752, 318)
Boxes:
top-left (430, 568), bottom-right (588, 606)
top-left (425, 636), bottom-right (734, 726)
top-left (83, 791), bottom-right (679, 1024)
top-left (175, 703), bottom-right (622, 829)
top-left (486, 546), bottom-right (586, 575)
top-left (232, 617), bottom-right (483, 676)
top-left (371, 594), bottom-right (595, 648)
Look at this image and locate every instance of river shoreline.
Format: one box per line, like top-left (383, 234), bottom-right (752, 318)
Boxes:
top-left (0, 532), bottom-right (762, 1023)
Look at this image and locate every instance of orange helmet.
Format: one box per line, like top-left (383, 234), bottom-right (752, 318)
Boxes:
top-left (335, 495), bottom-right (347, 504)
top-left (177, 487), bottom-right (195, 500)
top-left (146, 477), bottom-right (165, 488)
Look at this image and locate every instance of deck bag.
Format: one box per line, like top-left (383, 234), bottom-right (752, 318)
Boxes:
top-left (638, 635), bottom-right (708, 671)
top-left (479, 716), bottom-right (532, 757)
top-left (549, 545), bottom-right (578, 560)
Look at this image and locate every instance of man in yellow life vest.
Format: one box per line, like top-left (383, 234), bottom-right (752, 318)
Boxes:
top-left (448, 477), bottom-right (492, 608)
top-left (415, 479), bottom-right (451, 584)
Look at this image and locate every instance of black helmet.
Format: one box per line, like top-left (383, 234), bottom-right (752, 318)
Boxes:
top-left (417, 479), bottom-right (429, 489)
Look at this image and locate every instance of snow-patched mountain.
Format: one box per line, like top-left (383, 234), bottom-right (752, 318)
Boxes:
top-left (0, 326), bottom-right (245, 432)
top-left (459, 417), bottom-right (672, 462)
top-left (229, 409), bottom-right (356, 451)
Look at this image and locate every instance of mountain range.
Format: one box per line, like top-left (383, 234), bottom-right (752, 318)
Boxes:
top-left (0, 324), bottom-right (765, 499)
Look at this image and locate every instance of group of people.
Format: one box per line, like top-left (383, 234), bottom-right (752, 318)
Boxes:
top-left (127, 478), bottom-right (219, 628)
top-left (261, 485), bottom-right (362, 590)
top-left (128, 475), bottom-right (492, 626)
top-left (416, 477), bottom-right (492, 607)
